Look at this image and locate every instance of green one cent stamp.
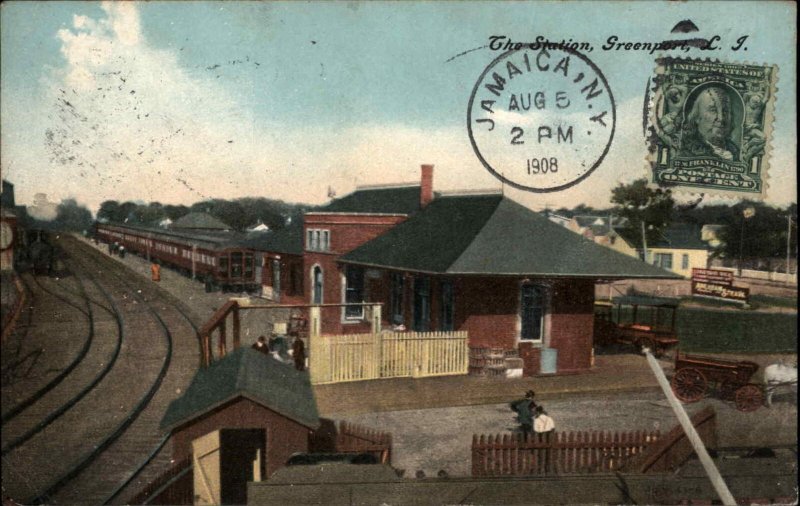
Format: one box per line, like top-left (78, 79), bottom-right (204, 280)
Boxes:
top-left (649, 58), bottom-right (778, 198)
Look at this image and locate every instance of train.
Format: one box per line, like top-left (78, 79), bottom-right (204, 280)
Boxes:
top-left (94, 222), bottom-right (257, 292)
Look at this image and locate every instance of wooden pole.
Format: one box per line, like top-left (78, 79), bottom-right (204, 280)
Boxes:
top-left (232, 304), bottom-right (240, 350)
top-left (643, 349), bottom-right (736, 505)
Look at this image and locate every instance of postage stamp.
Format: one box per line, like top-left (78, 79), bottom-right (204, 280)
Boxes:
top-left (648, 58), bottom-right (778, 198)
top-left (468, 47), bottom-right (616, 193)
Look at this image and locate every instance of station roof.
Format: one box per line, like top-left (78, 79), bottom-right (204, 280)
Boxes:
top-left (160, 347), bottom-right (320, 432)
top-left (242, 220), bottom-right (304, 255)
top-left (316, 184), bottom-right (425, 215)
top-left (100, 221), bottom-right (249, 250)
top-left (341, 194), bottom-right (681, 279)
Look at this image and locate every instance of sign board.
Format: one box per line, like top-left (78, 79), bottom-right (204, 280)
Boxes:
top-left (691, 281), bottom-right (749, 304)
top-left (691, 268), bottom-right (734, 286)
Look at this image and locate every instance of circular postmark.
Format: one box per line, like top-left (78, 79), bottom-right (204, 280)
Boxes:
top-left (467, 47), bottom-right (616, 192)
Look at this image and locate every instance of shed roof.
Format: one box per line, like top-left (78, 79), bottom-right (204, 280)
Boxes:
top-left (341, 195), bottom-right (681, 279)
top-left (318, 185), bottom-right (424, 215)
top-left (171, 212), bottom-right (232, 230)
top-left (160, 347), bottom-right (319, 432)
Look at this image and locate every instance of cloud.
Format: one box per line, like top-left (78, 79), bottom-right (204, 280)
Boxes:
top-left (2, 2), bottom-right (793, 215)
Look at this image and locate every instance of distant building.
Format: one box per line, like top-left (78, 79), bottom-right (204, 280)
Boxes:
top-left (613, 224), bottom-right (709, 278)
top-left (170, 212), bottom-right (232, 232)
top-left (568, 215), bottom-right (628, 242)
top-left (247, 221), bottom-right (270, 233)
top-left (541, 210), bottom-right (571, 228)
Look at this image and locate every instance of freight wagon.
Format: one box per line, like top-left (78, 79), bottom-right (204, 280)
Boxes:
top-left (95, 222), bottom-right (256, 292)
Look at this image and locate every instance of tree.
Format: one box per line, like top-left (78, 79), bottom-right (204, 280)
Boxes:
top-left (719, 201), bottom-right (791, 263)
top-left (54, 199), bottom-right (94, 232)
top-left (610, 179), bottom-right (674, 244)
top-left (97, 200), bottom-right (122, 223)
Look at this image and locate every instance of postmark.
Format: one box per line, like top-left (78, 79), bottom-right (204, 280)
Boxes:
top-left (648, 57), bottom-right (778, 198)
top-left (467, 47), bottom-right (616, 193)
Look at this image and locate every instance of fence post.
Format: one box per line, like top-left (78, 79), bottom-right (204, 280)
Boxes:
top-left (232, 304), bottom-right (240, 350)
top-left (308, 306), bottom-right (329, 384)
top-left (218, 322), bottom-right (227, 357)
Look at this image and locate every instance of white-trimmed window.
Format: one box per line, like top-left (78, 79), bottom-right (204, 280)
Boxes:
top-left (306, 228), bottom-right (331, 252)
top-left (344, 266), bottom-right (365, 319)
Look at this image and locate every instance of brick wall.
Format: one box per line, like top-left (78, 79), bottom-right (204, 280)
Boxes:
top-left (303, 214), bottom-right (406, 334)
top-left (171, 397), bottom-right (311, 478)
top-left (548, 279), bottom-right (595, 373)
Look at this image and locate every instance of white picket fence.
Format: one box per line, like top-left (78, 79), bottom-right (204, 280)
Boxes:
top-left (309, 330), bottom-right (469, 384)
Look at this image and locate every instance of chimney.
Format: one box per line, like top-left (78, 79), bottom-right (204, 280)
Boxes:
top-left (420, 164), bottom-right (434, 208)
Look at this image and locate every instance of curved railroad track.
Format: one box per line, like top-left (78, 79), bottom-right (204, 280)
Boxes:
top-left (1, 236), bottom-right (202, 505)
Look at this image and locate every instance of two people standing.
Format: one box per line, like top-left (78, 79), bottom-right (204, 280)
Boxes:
top-left (510, 390), bottom-right (555, 438)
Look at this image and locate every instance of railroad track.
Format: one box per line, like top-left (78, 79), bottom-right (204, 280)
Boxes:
top-left (1, 235), bottom-right (202, 505)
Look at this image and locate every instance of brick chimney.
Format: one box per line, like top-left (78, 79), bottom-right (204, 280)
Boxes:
top-left (420, 164), bottom-right (434, 208)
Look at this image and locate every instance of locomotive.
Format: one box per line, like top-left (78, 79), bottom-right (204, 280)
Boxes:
top-left (94, 222), bottom-right (257, 292)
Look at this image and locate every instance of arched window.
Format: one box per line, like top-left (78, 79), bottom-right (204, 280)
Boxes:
top-left (312, 266), bottom-right (323, 305)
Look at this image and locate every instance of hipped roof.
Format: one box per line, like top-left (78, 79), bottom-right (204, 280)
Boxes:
top-left (160, 347), bottom-right (320, 432)
top-left (341, 195), bottom-right (681, 279)
top-left (318, 185), bottom-right (423, 215)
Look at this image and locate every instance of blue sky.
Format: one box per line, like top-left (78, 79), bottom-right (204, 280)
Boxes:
top-left (1, 1), bottom-right (796, 212)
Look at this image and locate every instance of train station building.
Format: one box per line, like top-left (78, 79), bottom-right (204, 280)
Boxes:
top-left (260, 165), bottom-right (679, 376)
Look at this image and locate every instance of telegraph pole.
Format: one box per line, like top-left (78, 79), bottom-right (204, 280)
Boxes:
top-left (787, 215), bottom-right (793, 278)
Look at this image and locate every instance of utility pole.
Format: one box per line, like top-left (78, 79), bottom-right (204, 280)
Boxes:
top-left (641, 221), bottom-right (648, 263)
top-left (787, 215), bottom-right (793, 278)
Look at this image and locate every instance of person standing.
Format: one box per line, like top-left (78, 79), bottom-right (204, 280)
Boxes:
top-left (252, 336), bottom-right (270, 356)
top-left (510, 390), bottom-right (536, 439)
top-left (292, 337), bottom-right (306, 371)
top-left (151, 262), bottom-right (161, 282)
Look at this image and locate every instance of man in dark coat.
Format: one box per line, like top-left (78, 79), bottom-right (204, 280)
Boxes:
top-left (292, 337), bottom-right (306, 371)
top-left (510, 390), bottom-right (537, 438)
top-left (252, 335), bottom-right (270, 356)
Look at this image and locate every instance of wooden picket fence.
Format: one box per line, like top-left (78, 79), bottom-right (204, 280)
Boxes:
top-left (309, 331), bottom-right (469, 384)
top-left (472, 430), bottom-right (660, 477)
top-left (336, 421), bottom-right (393, 464)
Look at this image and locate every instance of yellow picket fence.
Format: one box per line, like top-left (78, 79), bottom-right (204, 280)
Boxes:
top-left (309, 331), bottom-right (469, 384)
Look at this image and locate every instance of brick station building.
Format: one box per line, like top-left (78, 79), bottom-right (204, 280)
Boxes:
top-left (261, 165), bottom-right (679, 376)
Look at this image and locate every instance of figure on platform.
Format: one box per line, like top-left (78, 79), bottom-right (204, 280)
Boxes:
top-left (510, 390), bottom-right (536, 438)
top-left (252, 335), bottom-right (270, 356)
top-left (292, 337), bottom-right (306, 371)
top-left (533, 405), bottom-right (555, 434)
top-left (151, 262), bottom-right (161, 282)
top-left (118, 245), bottom-right (126, 258)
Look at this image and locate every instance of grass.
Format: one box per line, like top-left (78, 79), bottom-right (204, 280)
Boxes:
top-left (601, 305), bottom-right (797, 354)
top-left (676, 308), bottom-right (797, 353)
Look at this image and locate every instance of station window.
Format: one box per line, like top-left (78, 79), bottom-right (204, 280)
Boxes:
top-left (306, 228), bottom-right (331, 252)
top-left (520, 284), bottom-right (545, 342)
top-left (390, 272), bottom-right (405, 325)
top-left (344, 267), bottom-right (365, 319)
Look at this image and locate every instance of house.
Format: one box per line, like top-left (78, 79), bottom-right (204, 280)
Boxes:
top-left (160, 347), bottom-right (320, 478)
top-left (613, 224), bottom-right (710, 278)
top-left (244, 165), bottom-right (678, 377)
top-left (247, 221), bottom-right (270, 233)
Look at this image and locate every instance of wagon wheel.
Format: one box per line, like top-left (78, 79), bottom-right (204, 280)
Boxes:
top-left (734, 384), bottom-right (763, 412)
top-left (671, 368), bottom-right (707, 403)
top-left (719, 380), bottom-right (740, 401)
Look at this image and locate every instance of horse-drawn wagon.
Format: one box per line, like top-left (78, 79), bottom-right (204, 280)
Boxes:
top-left (594, 296), bottom-right (680, 358)
top-left (670, 352), bottom-right (763, 412)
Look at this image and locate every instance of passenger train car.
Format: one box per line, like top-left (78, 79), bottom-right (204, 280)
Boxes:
top-left (94, 222), bottom-right (256, 291)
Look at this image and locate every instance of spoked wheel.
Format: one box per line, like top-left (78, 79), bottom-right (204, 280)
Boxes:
top-left (671, 367), bottom-right (707, 403)
top-left (734, 384), bottom-right (764, 412)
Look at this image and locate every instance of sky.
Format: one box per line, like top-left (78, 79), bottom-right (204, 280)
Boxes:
top-left (1, 1), bottom-right (796, 214)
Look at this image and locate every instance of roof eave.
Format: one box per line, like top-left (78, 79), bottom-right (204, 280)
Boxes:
top-left (338, 258), bottom-right (681, 279)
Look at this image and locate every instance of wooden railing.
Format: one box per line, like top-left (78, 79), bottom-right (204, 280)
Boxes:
top-left (336, 421), bottom-right (393, 464)
top-left (472, 430), bottom-right (660, 477)
top-left (633, 406), bottom-right (717, 473)
top-left (127, 456), bottom-right (193, 505)
top-left (310, 330), bottom-right (469, 384)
